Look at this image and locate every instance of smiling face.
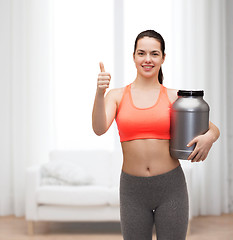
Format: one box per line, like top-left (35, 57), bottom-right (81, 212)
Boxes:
top-left (133, 37), bottom-right (165, 80)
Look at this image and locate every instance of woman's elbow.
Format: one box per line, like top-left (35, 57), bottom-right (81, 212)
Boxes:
top-left (209, 121), bottom-right (220, 141)
top-left (93, 130), bottom-right (105, 136)
top-left (92, 126), bottom-right (107, 136)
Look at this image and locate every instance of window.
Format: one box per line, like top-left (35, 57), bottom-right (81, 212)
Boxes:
top-left (123, 0), bottom-right (173, 87)
top-left (53, 0), bottom-right (115, 150)
top-left (53, 0), bottom-right (172, 150)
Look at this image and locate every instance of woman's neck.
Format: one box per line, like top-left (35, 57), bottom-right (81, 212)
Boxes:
top-left (133, 76), bottom-right (161, 90)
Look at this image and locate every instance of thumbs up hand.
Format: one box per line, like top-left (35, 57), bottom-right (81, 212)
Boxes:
top-left (97, 62), bottom-right (111, 94)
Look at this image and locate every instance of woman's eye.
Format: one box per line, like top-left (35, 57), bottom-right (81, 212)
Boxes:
top-left (138, 52), bottom-right (144, 55)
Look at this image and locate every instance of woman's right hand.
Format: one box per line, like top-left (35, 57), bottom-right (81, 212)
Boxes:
top-left (97, 62), bottom-right (111, 94)
top-left (93, 62), bottom-right (115, 136)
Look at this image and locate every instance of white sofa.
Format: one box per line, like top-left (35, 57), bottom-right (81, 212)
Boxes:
top-left (25, 150), bottom-right (193, 235)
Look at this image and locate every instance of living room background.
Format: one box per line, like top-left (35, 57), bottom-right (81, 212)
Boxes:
top-left (0, 0), bottom-right (233, 218)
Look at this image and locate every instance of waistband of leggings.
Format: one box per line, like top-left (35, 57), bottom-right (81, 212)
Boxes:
top-left (121, 164), bottom-right (182, 181)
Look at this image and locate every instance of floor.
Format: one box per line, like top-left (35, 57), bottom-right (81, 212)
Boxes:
top-left (0, 214), bottom-right (233, 240)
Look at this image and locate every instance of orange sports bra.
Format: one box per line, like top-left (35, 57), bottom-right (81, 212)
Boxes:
top-left (115, 83), bottom-right (171, 142)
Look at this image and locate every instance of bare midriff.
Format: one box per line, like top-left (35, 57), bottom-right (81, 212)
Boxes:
top-left (121, 139), bottom-right (180, 177)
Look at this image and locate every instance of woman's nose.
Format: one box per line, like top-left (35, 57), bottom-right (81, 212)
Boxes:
top-left (145, 54), bottom-right (151, 62)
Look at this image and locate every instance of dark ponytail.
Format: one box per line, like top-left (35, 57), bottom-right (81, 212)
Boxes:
top-left (134, 30), bottom-right (165, 84)
top-left (158, 68), bottom-right (163, 85)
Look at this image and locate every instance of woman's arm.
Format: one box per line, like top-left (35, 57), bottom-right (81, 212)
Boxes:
top-left (92, 62), bottom-right (117, 136)
top-left (187, 121), bottom-right (220, 162)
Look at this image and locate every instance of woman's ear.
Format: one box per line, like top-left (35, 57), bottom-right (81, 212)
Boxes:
top-left (162, 53), bottom-right (166, 64)
top-left (133, 53), bottom-right (135, 62)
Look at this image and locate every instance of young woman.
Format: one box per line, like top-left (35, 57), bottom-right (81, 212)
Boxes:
top-left (92, 30), bottom-right (220, 240)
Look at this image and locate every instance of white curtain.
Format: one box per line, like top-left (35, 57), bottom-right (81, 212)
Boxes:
top-left (0, 0), bottom-right (52, 216)
top-left (172, 0), bottom-right (229, 216)
top-left (226, 0), bottom-right (233, 212)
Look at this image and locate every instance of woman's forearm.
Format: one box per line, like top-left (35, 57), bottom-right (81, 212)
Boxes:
top-left (92, 90), bottom-right (108, 136)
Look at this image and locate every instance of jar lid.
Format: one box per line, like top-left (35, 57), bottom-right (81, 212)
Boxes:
top-left (178, 90), bottom-right (204, 96)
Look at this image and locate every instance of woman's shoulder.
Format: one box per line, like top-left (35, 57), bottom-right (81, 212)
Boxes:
top-left (165, 87), bottom-right (178, 103)
top-left (105, 86), bottom-right (126, 103)
top-left (107, 86), bottom-right (125, 96)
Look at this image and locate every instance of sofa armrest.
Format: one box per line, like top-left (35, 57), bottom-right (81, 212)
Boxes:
top-left (25, 165), bottom-right (41, 220)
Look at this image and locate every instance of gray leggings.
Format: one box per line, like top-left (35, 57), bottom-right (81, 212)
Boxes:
top-left (120, 165), bottom-right (189, 240)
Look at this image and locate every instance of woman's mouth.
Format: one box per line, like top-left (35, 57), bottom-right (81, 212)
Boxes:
top-left (142, 65), bottom-right (154, 71)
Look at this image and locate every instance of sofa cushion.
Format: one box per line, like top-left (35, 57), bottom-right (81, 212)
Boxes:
top-left (49, 151), bottom-right (114, 187)
top-left (37, 185), bottom-right (120, 207)
top-left (41, 161), bottom-right (93, 185)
